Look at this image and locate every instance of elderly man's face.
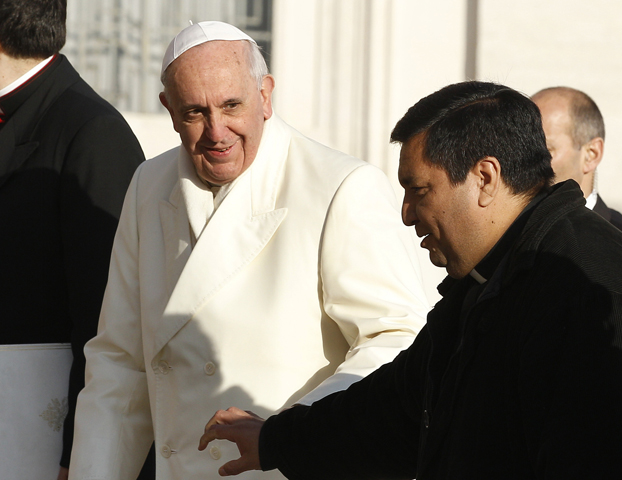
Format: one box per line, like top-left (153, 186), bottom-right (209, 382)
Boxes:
top-left (533, 95), bottom-right (584, 186)
top-left (399, 134), bottom-right (481, 279)
top-left (160, 41), bottom-right (274, 185)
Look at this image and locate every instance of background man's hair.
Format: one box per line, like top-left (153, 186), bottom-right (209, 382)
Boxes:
top-left (391, 81), bottom-right (554, 196)
top-left (0, 0), bottom-right (67, 59)
top-left (161, 39), bottom-right (269, 91)
top-left (535, 86), bottom-right (605, 148)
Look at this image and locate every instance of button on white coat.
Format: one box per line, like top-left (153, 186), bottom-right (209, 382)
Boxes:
top-left (204, 361), bottom-right (216, 376)
top-left (159, 360), bottom-right (171, 375)
top-left (161, 445), bottom-right (172, 458)
top-left (209, 446), bottom-right (222, 460)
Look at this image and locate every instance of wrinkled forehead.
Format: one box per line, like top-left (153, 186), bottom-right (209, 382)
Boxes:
top-left (165, 41), bottom-right (254, 94)
top-left (170, 40), bottom-right (250, 73)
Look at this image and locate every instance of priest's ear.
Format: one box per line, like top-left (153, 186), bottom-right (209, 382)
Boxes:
top-left (473, 157), bottom-right (501, 208)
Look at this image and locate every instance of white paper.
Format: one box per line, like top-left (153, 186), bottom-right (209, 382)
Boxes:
top-left (0, 343), bottom-right (72, 479)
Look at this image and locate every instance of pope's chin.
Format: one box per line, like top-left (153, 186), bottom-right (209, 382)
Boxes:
top-left (193, 156), bottom-right (246, 186)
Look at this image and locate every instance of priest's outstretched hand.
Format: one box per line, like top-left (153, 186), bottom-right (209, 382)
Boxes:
top-left (199, 407), bottom-right (265, 477)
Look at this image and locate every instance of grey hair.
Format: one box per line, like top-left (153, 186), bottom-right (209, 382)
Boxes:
top-left (161, 39), bottom-right (269, 92)
top-left (247, 40), bottom-right (269, 89)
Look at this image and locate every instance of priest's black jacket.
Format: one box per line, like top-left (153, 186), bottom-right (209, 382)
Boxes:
top-left (259, 181), bottom-right (622, 480)
top-left (0, 55), bottom-right (144, 468)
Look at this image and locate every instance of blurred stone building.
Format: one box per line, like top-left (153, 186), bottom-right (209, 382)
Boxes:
top-left (62, 0), bottom-right (622, 304)
top-left (63, 0), bottom-right (272, 113)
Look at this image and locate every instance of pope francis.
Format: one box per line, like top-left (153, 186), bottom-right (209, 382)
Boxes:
top-left (69, 21), bottom-right (429, 480)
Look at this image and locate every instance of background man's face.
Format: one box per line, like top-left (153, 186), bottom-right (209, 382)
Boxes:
top-left (534, 95), bottom-right (584, 186)
top-left (399, 135), bottom-right (481, 279)
top-left (161, 41), bottom-right (273, 185)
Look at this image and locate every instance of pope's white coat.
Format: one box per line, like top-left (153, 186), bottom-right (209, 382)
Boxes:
top-left (70, 115), bottom-right (429, 480)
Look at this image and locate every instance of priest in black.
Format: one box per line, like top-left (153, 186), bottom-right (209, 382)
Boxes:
top-left (199, 81), bottom-right (622, 480)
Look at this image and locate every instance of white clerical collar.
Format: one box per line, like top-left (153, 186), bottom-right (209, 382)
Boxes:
top-left (469, 269), bottom-right (487, 284)
top-left (585, 189), bottom-right (598, 210)
top-left (0, 55), bottom-right (55, 102)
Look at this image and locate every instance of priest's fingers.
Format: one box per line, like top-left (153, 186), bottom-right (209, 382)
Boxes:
top-left (217, 455), bottom-right (260, 477)
top-left (199, 408), bottom-right (264, 475)
top-left (199, 407), bottom-right (264, 454)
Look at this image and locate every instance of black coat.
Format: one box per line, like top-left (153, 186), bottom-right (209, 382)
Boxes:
top-left (594, 194), bottom-right (622, 230)
top-left (0, 55), bottom-right (146, 468)
top-left (259, 181), bottom-right (622, 480)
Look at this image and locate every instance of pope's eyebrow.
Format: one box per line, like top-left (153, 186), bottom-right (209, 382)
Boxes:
top-left (222, 97), bottom-right (243, 105)
top-left (180, 103), bottom-right (204, 111)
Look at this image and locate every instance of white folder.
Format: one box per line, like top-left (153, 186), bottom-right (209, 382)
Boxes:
top-left (0, 343), bottom-right (72, 479)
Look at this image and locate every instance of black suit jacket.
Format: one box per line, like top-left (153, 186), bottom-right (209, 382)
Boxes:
top-left (594, 194), bottom-right (622, 230)
top-left (0, 55), bottom-right (151, 472)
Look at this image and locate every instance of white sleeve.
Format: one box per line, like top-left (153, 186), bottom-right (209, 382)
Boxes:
top-left (297, 163), bottom-right (429, 405)
top-left (69, 166), bottom-right (153, 480)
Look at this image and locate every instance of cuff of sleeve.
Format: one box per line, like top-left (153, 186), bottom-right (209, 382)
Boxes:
top-left (258, 415), bottom-right (279, 471)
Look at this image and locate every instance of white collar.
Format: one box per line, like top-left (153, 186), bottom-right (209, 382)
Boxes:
top-left (0, 55), bottom-right (54, 103)
top-left (469, 269), bottom-right (487, 284)
top-left (585, 188), bottom-right (598, 210)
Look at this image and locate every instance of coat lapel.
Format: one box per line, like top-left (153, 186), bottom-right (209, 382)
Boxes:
top-left (418, 278), bottom-right (482, 473)
top-left (153, 115), bottom-right (290, 357)
top-left (158, 179), bottom-right (193, 297)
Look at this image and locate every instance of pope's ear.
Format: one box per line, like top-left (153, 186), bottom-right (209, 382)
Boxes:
top-left (159, 92), bottom-right (180, 133)
top-left (159, 92), bottom-right (172, 114)
top-left (474, 157), bottom-right (501, 207)
top-left (260, 74), bottom-right (275, 120)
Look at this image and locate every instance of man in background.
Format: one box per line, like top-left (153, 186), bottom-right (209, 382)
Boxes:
top-left (69, 21), bottom-right (428, 480)
top-left (532, 86), bottom-right (622, 228)
top-left (0, 0), bottom-right (150, 478)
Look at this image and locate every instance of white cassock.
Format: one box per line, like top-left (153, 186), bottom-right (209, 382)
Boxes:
top-left (69, 114), bottom-right (429, 480)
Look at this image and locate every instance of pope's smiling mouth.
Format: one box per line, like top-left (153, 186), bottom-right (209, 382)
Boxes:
top-left (203, 143), bottom-right (235, 158)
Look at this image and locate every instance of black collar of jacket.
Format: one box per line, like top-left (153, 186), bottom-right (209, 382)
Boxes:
top-left (0, 55), bottom-right (59, 117)
top-left (0, 55), bottom-right (80, 184)
top-left (0, 55), bottom-right (79, 142)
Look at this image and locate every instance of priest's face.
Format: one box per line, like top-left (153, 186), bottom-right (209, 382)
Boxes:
top-left (399, 133), bottom-right (482, 279)
top-left (160, 40), bottom-right (274, 185)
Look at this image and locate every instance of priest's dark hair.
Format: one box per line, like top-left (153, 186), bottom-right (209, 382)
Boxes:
top-left (391, 81), bottom-right (554, 198)
top-left (0, 0), bottom-right (67, 59)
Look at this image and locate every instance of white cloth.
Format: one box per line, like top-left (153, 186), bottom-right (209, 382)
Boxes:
top-left (585, 188), bottom-right (598, 210)
top-left (70, 114), bottom-right (429, 480)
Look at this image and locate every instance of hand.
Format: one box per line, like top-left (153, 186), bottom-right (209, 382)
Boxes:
top-left (57, 466), bottom-right (69, 480)
top-left (199, 407), bottom-right (265, 477)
